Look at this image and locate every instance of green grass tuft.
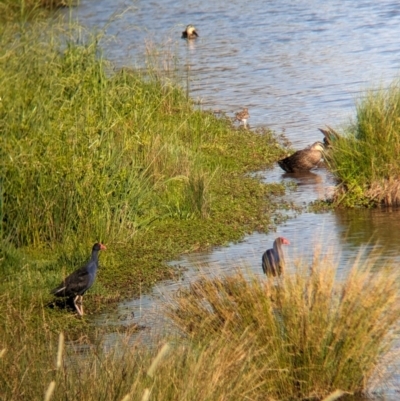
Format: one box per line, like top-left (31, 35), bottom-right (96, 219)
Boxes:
top-left (327, 79), bottom-right (400, 207)
top-left (0, 0), bottom-right (74, 22)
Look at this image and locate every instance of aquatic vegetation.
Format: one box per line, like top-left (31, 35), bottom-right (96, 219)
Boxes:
top-left (327, 79), bottom-right (400, 207)
top-left (168, 254), bottom-right (400, 400)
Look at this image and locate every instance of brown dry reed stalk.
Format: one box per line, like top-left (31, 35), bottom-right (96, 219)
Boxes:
top-left (44, 381), bottom-right (56, 401)
top-left (365, 178), bottom-right (400, 206)
top-left (56, 332), bottom-right (64, 370)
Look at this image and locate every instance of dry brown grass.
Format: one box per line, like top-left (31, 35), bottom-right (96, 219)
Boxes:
top-left (1, 248), bottom-right (399, 400)
top-left (365, 178), bottom-right (400, 206)
top-left (167, 254), bottom-right (400, 400)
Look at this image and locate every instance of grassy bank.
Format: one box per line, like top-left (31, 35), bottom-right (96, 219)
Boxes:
top-left (1, 250), bottom-right (398, 400)
top-left (0, 0), bottom-right (73, 22)
top-left (326, 79), bottom-right (400, 207)
top-left (0, 16), bottom-right (288, 326)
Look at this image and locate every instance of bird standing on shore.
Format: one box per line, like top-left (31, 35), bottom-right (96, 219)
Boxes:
top-left (262, 237), bottom-right (290, 277)
top-left (51, 242), bottom-right (106, 316)
top-left (278, 141), bottom-right (324, 173)
top-left (235, 107), bottom-right (250, 128)
top-left (182, 24), bottom-right (199, 39)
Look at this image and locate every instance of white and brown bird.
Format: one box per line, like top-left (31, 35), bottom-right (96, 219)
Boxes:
top-left (262, 237), bottom-right (290, 277)
top-left (51, 243), bottom-right (106, 316)
top-left (182, 24), bottom-right (199, 39)
top-left (235, 107), bottom-right (250, 128)
top-left (278, 141), bottom-right (324, 173)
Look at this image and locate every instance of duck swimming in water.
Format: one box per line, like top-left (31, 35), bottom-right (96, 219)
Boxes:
top-left (278, 141), bottom-right (325, 173)
top-left (182, 25), bottom-right (199, 39)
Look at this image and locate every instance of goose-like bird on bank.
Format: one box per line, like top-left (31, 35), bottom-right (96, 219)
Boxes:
top-left (235, 107), bottom-right (250, 128)
top-left (262, 237), bottom-right (290, 277)
top-left (182, 24), bottom-right (199, 39)
top-left (51, 242), bottom-right (106, 316)
top-left (278, 141), bottom-right (324, 173)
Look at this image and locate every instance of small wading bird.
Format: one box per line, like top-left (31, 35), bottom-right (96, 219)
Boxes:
top-left (262, 237), bottom-right (290, 277)
top-left (51, 242), bottom-right (106, 316)
top-left (278, 141), bottom-right (324, 173)
top-left (235, 107), bottom-right (250, 128)
top-left (182, 24), bottom-right (199, 39)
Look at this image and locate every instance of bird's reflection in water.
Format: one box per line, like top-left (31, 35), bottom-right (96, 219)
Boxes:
top-left (282, 170), bottom-right (322, 184)
top-left (281, 169), bottom-right (327, 202)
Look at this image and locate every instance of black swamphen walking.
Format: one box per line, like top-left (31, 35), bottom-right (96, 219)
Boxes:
top-left (51, 242), bottom-right (106, 316)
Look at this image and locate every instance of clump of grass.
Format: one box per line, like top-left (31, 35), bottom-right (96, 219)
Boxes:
top-left (0, 23), bottom-right (232, 248)
top-left (0, 0), bottom-right (73, 22)
top-left (327, 79), bottom-right (400, 207)
top-left (0, 287), bottom-right (354, 401)
top-left (0, 21), bottom-right (286, 251)
top-left (0, 305), bottom-right (274, 401)
top-left (168, 254), bottom-right (400, 400)
top-left (0, 17), bottom-right (288, 315)
top-left (1, 245), bottom-right (398, 400)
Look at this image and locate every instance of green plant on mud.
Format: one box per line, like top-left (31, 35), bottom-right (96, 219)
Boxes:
top-left (327, 79), bottom-right (400, 207)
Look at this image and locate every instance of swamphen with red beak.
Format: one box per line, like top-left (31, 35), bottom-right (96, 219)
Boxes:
top-left (51, 242), bottom-right (106, 316)
top-left (262, 237), bottom-right (290, 277)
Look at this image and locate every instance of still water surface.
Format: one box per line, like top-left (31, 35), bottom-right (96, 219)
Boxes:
top-left (65, 0), bottom-right (400, 397)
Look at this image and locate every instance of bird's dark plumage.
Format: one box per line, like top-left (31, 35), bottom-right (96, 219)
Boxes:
top-left (278, 142), bottom-right (324, 173)
top-left (319, 126), bottom-right (341, 147)
top-left (262, 237), bottom-right (290, 277)
top-left (51, 242), bottom-right (106, 316)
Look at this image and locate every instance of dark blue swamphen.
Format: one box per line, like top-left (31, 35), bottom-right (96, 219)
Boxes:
top-left (51, 242), bottom-right (106, 316)
top-left (262, 237), bottom-right (290, 277)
